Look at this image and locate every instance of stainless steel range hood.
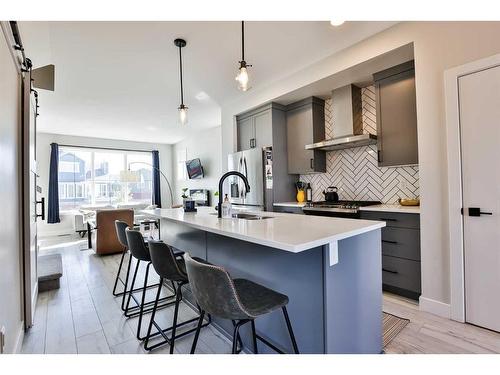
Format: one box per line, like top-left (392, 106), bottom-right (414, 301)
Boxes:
top-left (305, 84), bottom-right (377, 151)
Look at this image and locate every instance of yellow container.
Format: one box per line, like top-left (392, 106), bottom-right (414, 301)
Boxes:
top-left (296, 189), bottom-right (306, 203)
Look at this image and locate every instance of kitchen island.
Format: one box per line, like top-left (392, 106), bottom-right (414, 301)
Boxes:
top-left (142, 207), bottom-right (385, 354)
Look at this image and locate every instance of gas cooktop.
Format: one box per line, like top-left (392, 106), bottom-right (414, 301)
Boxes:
top-left (303, 200), bottom-right (381, 216)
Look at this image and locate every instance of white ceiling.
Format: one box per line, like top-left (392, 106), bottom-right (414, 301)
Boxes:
top-left (19, 21), bottom-right (397, 144)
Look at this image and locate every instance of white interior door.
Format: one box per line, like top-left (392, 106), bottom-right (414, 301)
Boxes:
top-left (459, 64), bottom-right (500, 332)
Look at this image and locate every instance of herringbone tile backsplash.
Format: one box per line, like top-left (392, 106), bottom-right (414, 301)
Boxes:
top-left (300, 86), bottom-right (419, 204)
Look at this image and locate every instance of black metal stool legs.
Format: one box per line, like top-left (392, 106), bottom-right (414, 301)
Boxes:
top-left (121, 254), bottom-right (134, 311)
top-left (112, 249), bottom-right (127, 297)
top-left (135, 261), bottom-right (152, 340)
top-left (250, 320), bottom-right (258, 354)
top-left (190, 310), bottom-right (205, 354)
top-left (144, 281), bottom-right (210, 353)
top-left (282, 306), bottom-right (299, 354)
top-left (231, 320), bottom-right (248, 354)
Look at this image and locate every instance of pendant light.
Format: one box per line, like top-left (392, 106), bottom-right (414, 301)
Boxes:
top-left (174, 38), bottom-right (188, 125)
top-left (235, 21), bottom-right (252, 91)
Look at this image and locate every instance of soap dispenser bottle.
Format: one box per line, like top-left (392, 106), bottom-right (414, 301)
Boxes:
top-left (221, 194), bottom-right (232, 218)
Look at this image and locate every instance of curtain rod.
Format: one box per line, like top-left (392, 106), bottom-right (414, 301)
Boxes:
top-left (56, 143), bottom-right (158, 154)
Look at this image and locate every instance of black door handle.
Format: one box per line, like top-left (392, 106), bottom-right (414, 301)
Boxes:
top-left (468, 207), bottom-right (493, 217)
top-left (36, 197), bottom-right (45, 221)
top-left (310, 158), bottom-right (314, 170)
top-left (382, 240), bottom-right (398, 245)
top-left (382, 268), bottom-right (399, 274)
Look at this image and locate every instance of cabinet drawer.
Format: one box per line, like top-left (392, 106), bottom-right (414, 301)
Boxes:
top-left (273, 206), bottom-right (304, 214)
top-left (381, 227), bottom-right (420, 261)
top-left (382, 255), bottom-right (421, 294)
top-left (360, 211), bottom-right (420, 229)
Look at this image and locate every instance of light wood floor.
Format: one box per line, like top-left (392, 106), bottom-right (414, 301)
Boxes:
top-left (21, 235), bottom-right (500, 354)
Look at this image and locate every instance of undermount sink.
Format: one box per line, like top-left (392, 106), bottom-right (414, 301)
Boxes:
top-left (210, 212), bottom-right (273, 220)
top-left (231, 213), bottom-right (273, 220)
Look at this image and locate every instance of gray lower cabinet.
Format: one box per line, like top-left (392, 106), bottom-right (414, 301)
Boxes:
top-left (273, 205), bottom-right (304, 214)
top-left (360, 210), bottom-right (421, 300)
top-left (374, 60), bottom-right (418, 167)
top-left (286, 97), bottom-right (326, 174)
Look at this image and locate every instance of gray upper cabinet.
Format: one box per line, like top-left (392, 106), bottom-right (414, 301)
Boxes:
top-left (236, 103), bottom-right (298, 208)
top-left (237, 116), bottom-right (255, 151)
top-left (286, 97), bottom-right (326, 174)
top-left (374, 60), bottom-right (418, 167)
top-left (237, 107), bottom-right (273, 151)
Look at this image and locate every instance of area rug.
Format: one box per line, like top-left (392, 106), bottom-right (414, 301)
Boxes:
top-left (383, 312), bottom-right (409, 348)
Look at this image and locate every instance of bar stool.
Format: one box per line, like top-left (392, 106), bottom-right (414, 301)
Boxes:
top-left (114, 220), bottom-right (162, 313)
top-left (184, 253), bottom-right (299, 354)
top-left (144, 240), bottom-right (210, 353)
top-left (124, 228), bottom-right (176, 340)
top-left (112, 220), bottom-right (133, 298)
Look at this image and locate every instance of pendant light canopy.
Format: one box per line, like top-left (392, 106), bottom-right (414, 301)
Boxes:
top-left (174, 38), bottom-right (188, 125)
top-left (235, 21), bottom-right (252, 91)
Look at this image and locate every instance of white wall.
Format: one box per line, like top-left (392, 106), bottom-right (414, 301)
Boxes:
top-left (36, 132), bottom-right (173, 236)
top-left (221, 22), bottom-right (500, 315)
top-left (0, 28), bottom-right (24, 353)
top-left (172, 126), bottom-right (221, 207)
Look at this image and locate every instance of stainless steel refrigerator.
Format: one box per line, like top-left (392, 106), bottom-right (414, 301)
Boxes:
top-left (227, 148), bottom-right (268, 209)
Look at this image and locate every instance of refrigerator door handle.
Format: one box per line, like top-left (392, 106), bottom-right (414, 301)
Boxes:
top-left (243, 157), bottom-right (249, 199)
top-left (240, 156), bottom-right (245, 199)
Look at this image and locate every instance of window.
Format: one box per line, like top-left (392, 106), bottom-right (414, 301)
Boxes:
top-left (58, 146), bottom-right (153, 211)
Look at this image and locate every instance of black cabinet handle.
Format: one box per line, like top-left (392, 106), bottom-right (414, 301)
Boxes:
top-left (380, 217), bottom-right (397, 222)
top-left (382, 240), bottom-right (398, 245)
top-left (382, 268), bottom-right (399, 274)
top-left (467, 207), bottom-right (493, 217)
top-left (310, 158), bottom-right (314, 169)
top-left (36, 197), bottom-right (45, 221)
top-left (377, 150), bottom-right (382, 163)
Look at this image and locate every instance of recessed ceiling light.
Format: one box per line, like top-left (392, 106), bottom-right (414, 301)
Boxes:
top-left (146, 126), bottom-right (157, 131)
top-left (195, 91), bottom-right (210, 101)
top-left (330, 20), bottom-right (345, 27)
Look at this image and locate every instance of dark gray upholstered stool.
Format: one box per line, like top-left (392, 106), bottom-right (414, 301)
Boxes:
top-left (124, 228), bottom-right (176, 340)
top-left (114, 220), bottom-right (163, 313)
top-left (144, 240), bottom-right (210, 353)
top-left (184, 253), bottom-right (299, 354)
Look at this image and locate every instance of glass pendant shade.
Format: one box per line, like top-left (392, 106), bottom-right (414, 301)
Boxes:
top-left (178, 105), bottom-right (188, 125)
top-left (236, 65), bottom-right (250, 91)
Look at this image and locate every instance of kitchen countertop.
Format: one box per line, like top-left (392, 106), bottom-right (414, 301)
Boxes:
top-left (142, 206), bottom-right (385, 253)
top-left (273, 201), bottom-right (420, 214)
top-left (359, 204), bottom-right (420, 214)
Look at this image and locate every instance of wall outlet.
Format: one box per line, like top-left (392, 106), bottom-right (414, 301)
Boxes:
top-left (0, 325), bottom-right (5, 354)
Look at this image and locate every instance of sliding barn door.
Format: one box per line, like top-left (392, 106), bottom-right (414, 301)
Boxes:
top-left (22, 71), bottom-right (39, 329)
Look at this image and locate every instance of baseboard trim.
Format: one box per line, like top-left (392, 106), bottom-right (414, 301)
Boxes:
top-left (419, 296), bottom-right (451, 319)
top-left (14, 321), bottom-right (24, 354)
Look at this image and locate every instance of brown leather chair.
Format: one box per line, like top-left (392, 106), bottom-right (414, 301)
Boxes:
top-left (88, 209), bottom-right (134, 255)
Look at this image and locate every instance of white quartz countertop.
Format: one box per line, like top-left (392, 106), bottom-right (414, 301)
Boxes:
top-left (359, 204), bottom-right (420, 214)
top-left (142, 207), bottom-right (385, 253)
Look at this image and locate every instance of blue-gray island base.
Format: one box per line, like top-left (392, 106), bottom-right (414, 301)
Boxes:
top-left (157, 218), bottom-right (383, 354)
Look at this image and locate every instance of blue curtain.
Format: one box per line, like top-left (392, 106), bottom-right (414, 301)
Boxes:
top-left (47, 143), bottom-right (60, 223)
top-left (152, 150), bottom-right (161, 208)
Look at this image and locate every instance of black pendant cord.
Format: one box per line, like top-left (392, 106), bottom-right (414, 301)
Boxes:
top-left (241, 21), bottom-right (245, 62)
top-left (178, 45), bottom-right (184, 106)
